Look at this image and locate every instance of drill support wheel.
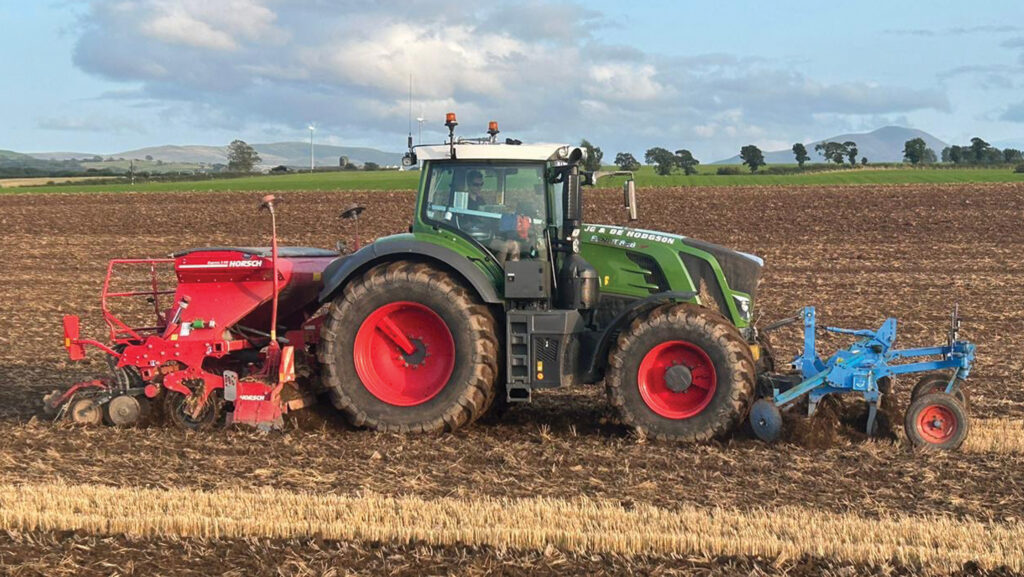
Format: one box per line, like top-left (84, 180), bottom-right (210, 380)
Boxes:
top-left (164, 391), bottom-right (222, 431)
top-left (106, 395), bottom-right (143, 427)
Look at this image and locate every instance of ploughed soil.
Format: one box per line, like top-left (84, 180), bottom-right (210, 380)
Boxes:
top-left (1, 183), bottom-right (1023, 573)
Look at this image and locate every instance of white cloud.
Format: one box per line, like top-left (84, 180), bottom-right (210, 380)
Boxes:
top-left (69, 0), bottom-right (954, 159)
top-left (143, 13), bottom-right (238, 50)
top-left (587, 64), bottom-right (668, 102)
top-left (141, 0), bottom-right (280, 50)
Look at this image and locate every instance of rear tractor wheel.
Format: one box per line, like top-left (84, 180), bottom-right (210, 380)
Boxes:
top-left (320, 262), bottom-right (499, 434)
top-left (606, 304), bottom-right (755, 442)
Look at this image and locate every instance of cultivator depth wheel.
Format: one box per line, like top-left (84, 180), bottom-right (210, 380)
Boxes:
top-left (904, 392), bottom-right (969, 450)
top-left (911, 374), bottom-right (968, 408)
top-left (749, 398), bottom-right (784, 442)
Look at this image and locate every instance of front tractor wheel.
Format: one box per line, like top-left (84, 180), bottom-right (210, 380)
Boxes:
top-left (606, 304), bottom-right (755, 442)
top-left (320, 262), bottom-right (499, 434)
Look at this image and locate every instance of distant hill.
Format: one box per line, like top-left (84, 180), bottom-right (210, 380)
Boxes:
top-left (714, 126), bottom-right (949, 164)
top-left (26, 151), bottom-right (105, 161)
top-left (251, 142), bottom-right (403, 168)
top-left (27, 142), bottom-right (404, 168)
top-left (0, 149), bottom-right (83, 173)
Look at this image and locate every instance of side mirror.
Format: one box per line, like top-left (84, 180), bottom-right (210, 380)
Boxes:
top-left (566, 169), bottom-right (582, 223)
top-left (568, 147), bottom-right (584, 164)
top-left (623, 180), bottom-right (637, 221)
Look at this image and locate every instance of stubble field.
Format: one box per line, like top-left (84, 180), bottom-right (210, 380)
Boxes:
top-left (0, 182), bottom-right (1023, 575)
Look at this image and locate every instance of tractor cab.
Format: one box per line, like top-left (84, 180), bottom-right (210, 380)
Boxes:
top-left (406, 115), bottom-right (601, 317)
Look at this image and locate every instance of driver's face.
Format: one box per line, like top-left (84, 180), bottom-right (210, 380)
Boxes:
top-left (469, 178), bottom-right (484, 194)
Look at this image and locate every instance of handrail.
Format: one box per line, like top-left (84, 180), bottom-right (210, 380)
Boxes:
top-left (100, 259), bottom-right (176, 343)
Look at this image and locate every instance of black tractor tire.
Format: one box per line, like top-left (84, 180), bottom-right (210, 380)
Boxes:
top-left (911, 373), bottom-right (968, 408)
top-left (320, 261), bottom-right (499, 433)
top-left (606, 303), bottom-right (756, 442)
top-left (904, 392), bottom-right (969, 450)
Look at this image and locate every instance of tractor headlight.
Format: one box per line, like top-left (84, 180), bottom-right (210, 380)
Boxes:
top-left (733, 295), bottom-right (751, 321)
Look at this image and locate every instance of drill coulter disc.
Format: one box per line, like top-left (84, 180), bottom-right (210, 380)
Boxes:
top-left (106, 395), bottom-right (142, 427)
top-left (749, 398), bottom-right (784, 442)
top-left (69, 398), bottom-right (103, 426)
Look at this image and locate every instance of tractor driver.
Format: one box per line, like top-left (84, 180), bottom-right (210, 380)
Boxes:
top-left (466, 170), bottom-right (486, 210)
top-left (459, 169), bottom-right (528, 265)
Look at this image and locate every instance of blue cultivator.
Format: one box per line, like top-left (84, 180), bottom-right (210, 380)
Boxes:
top-left (750, 306), bottom-right (976, 450)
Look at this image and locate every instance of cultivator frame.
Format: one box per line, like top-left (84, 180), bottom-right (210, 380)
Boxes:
top-left (751, 306), bottom-right (976, 449)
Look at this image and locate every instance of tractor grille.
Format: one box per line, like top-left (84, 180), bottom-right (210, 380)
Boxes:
top-left (680, 239), bottom-right (762, 300)
top-left (625, 252), bottom-right (670, 294)
top-left (679, 253), bottom-right (730, 314)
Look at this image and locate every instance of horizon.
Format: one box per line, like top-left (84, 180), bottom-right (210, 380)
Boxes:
top-left (13, 124), bottom-right (970, 166)
top-left (3, 2), bottom-right (1023, 160)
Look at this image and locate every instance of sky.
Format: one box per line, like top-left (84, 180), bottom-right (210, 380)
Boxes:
top-left (1, 0), bottom-right (1023, 161)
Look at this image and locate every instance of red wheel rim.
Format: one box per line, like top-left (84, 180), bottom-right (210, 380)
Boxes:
top-left (915, 404), bottom-right (957, 444)
top-left (637, 340), bottom-right (717, 419)
top-left (354, 301), bottom-right (455, 406)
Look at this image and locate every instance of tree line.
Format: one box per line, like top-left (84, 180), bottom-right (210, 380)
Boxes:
top-left (583, 135), bottom-right (1024, 176)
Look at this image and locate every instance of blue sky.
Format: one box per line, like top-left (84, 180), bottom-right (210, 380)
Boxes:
top-left (2, 1), bottom-right (1022, 160)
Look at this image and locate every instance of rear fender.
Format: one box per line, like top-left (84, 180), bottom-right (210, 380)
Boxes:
top-left (319, 240), bottom-right (502, 304)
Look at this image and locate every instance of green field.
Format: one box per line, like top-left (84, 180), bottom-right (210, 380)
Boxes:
top-left (2, 164), bottom-right (1021, 194)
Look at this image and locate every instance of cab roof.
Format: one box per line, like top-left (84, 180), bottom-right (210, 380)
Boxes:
top-left (414, 142), bottom-right (571, 162)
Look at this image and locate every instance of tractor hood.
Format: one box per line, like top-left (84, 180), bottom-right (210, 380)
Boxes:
top-left (580, 224), bottom-right (763, 326)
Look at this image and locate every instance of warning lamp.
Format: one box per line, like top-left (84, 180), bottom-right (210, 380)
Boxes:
top-left (488, 121), bottom-right (499, 136)
top-left (445, 112), bottom-right (458, 156)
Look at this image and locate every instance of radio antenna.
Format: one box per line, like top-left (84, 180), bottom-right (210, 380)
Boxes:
top-left (407, 75), bottom-right (413, 152)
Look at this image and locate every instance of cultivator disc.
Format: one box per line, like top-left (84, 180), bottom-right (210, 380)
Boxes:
top-left (749, 398), bottom-right (783, 442)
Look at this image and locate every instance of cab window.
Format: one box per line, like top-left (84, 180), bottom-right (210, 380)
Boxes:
top-left (424, 162), bottom-right (549, 263)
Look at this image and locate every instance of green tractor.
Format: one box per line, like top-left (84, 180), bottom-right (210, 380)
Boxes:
top-left (318, 114), bottom-right (763, 441)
